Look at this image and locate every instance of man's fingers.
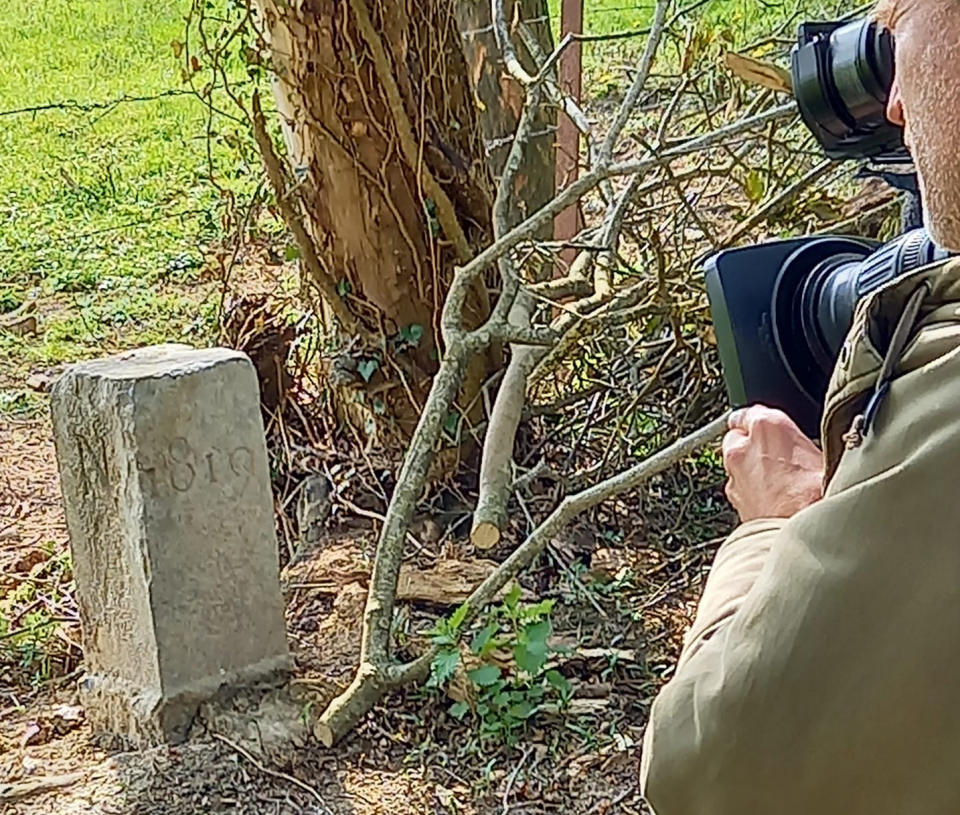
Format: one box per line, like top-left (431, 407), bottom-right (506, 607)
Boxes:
top-left (728, 406), bottom-right (764, 433)
top-left (728, 408), bottom-right (748, 432)
top-left (728, 405), bottom-right (796, 436)
top-left (722, 428), bottom-right (749, 473)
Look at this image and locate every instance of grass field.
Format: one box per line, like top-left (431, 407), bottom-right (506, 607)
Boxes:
top-left (550, 0), bottom-right (804, 37)
top-left (0, 0), bottom-right (254, 412)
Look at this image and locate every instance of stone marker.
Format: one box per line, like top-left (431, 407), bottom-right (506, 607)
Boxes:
top-left (51, 344), bottom-right (290, 745)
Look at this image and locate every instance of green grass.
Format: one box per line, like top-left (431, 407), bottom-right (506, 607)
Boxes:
top-left (548, 0), bottom-right (834, 40)
top-left (549, 0), bottom-right (777, 38)
top-left (547, 0), bottom-right (850, 99)
top-left (0, 0), bottom-right (255, 394)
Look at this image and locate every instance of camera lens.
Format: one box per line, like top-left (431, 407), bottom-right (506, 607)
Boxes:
top-left (792, 18), bottom-right (902, 158)
top-left (810, 228), bottom-right (947, 356)
top-left (773, 237), bottom-right (875, 402)
top-left (829, 20), bottom-right (893, 126)
top-left (774, 229), bottom-right (947, 405)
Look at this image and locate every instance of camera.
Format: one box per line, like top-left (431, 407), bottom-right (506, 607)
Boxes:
top-left (705, 17), bottom-right (951, 436)
top-left (707, 228), bottom-right (947, 436)
top-left (791, 18), bottom-right (902, 161)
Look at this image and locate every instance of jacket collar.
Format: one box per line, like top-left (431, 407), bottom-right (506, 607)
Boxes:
top-left (821, 257), bottom-right (960, 482)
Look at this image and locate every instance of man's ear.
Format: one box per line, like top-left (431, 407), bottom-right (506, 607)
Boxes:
top-left (886, 76), bottom-right (905, 127)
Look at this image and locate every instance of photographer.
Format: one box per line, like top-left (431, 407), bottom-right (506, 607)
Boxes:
top-left (640, 2), bottom-right (960, 812)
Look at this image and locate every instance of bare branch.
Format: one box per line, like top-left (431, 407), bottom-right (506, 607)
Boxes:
top-left (719, 158), bottom-right (836, 247)
top-left (472, 291), bottom-right (539, 550)
top-left (598, 0), bottom-right (672, 165)
top-left (456, 101), bottom-right (798, 288)
top-left (492, 0), bottom-right (536, 86)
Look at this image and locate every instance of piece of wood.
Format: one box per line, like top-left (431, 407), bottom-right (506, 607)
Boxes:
top-left (0, 771), bottom-right (86, 802)
top-left (396, 558), bottom-right (500, 604)
top-left (285, 546), bottom-right (502, 605)
top-left (471, 521), bottom-right (501, 550)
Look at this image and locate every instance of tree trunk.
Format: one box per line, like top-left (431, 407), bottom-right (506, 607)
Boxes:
top-left (256, 0), bottom-right (554, 443)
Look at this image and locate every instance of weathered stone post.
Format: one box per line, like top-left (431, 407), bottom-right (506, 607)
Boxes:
top-left (51, 344), bottom-right (290, 744)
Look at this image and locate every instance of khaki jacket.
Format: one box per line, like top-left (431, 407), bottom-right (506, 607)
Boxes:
top-left (641, 257), bottom-right (960, 814)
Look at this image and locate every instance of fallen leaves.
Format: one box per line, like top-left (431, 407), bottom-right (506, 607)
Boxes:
top-left (723, 51), bottom-right (793, 94)
top-left (20, 705), bottom-right (85, 748)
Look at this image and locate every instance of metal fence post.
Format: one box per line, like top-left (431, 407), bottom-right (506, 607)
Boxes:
top-left (554, 0), bottom-right (584, 267)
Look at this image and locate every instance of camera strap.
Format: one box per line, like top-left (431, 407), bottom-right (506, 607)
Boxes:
top-left (860, 280), bottom-right (932, 436)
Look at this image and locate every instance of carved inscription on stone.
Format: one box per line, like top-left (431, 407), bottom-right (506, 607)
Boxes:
top-left (51, 345), bottom-right (290, 746)
top-left (136, 437), bottom-right (255, 495)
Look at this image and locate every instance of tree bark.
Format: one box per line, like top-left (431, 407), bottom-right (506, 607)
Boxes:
top-left (255, 0), bottom-right (554, 441)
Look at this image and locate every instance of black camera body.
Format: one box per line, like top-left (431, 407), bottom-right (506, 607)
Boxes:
top-left (705, 17), bottom-right (952, 435)
top-left (706, 231), bottom-right (947, 436)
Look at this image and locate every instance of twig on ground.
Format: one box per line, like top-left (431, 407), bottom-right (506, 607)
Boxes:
top-left (0, 772), bottom-right (85, 802)
top-left (212, 733), bottom-right (336, 815)
top-left (501, 744), bottom-right (537, 814)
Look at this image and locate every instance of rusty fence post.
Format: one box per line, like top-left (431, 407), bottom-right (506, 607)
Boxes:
top-left (554, 0), bottom-right (584, 268)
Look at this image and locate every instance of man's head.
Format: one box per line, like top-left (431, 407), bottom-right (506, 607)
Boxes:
top-left (876, 0), bottom-right (960, 250)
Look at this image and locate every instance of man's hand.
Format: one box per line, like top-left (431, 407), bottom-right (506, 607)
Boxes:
top-left (723, 406), bottom-right (824, 523)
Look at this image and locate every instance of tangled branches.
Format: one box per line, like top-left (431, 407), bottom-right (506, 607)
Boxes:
top-left (188, 0), bottom-right (892, 744)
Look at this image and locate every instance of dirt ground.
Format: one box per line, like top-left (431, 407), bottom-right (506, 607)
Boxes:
top-left (0, 411), bottom-right (716, 814)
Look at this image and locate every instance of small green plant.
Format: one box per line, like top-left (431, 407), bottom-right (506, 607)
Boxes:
top-left (356, 356), bottom-right (380, 383)
top-left (46, 266), bottom-right (101, 294)
top-left (395, 322), bottom-right (424, 351)
top-left (0, 286), bottom-right (24, 313)
top-left (428, 585), bottom-right (573, 746)
top-left (0, 545), bottom-right (75, 684)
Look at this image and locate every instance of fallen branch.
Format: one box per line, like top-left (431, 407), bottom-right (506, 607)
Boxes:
top-left (472, 291), bottom-right (538, 549)
top-left (471, 0), bottom-right (673, 551)
top-left (390, 412), bottom-right (731, 693)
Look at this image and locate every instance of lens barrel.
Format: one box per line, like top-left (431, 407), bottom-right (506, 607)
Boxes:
top-left (808, 229), bottom-right (948, 358)
top-left (775, 229), bottom-right (948, 404)
top-left (791, 19), bottom-right (902, 159)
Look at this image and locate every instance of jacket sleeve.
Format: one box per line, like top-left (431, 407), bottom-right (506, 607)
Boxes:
top-left (675, 519), bottom-right (783, 670)
top-left (639, 519), bottom-right (783, 802)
